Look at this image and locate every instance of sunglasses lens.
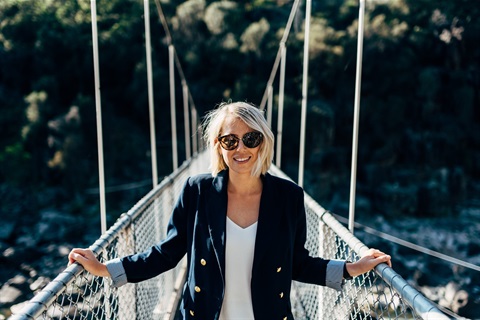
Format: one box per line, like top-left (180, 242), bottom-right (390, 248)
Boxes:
top-left (219, 135), bottom-right (239, 150)
top-left (218, 132), bottom-right (263, 150)
top-left (243, 132), bottom-right (263, 148)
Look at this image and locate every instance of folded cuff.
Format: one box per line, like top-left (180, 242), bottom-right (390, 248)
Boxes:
top-left (105, 258), bottom-right (128, 288)
top-left (325, 259), bottom-right (345, 291)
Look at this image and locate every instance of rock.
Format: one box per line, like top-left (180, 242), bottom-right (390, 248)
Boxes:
top-left (33, 210), bottom-right (81, 243)
top-left (437, 282), bottom-right (469, 314)
top-left (9, 302), bottom-right (27, 317)
top-left (15, 235), bottom-right (38, 248)
top-left (0, 285), bottom-right (22, 306)
top-left (3, 246), bottom-right (42, 265)
top-left (29, 276), bottom-right (49, 292)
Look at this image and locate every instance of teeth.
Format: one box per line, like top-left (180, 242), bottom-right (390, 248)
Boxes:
top-left (235, 157), bottom-right (249, 162)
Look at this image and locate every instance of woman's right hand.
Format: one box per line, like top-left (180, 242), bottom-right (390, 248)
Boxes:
top-left (68, 248), bottom-right (110, 277)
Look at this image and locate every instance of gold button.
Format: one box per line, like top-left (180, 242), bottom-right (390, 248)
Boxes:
top-left (194, 286), bottom-right (201, 293)
top-left (190, 310), bottom-right (194, 316)
top-left (200, 259), bottom-right (207, 266)
top-left (277, 267), bottom-right (282, 272)
top-left (279, 292), bottom-right (284, 298)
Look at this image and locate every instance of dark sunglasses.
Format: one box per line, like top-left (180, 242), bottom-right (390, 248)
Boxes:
top-left (218, 132), bottom-right (263, 150)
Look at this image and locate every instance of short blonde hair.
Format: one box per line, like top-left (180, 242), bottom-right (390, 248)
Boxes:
top-left (202, 101), bottom-right (274, 177)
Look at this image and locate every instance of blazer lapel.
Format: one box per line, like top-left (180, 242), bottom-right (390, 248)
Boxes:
top-left (252, 173), bottom-right (281, 270)
top-left (205, 171), bottom-right (228, 279)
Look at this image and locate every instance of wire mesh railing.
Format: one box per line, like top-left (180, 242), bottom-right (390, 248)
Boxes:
top-left (10, 152), bottom-right (449, 320)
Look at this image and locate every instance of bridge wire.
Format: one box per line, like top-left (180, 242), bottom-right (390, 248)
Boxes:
top-left (153, 0), bottom-right (197, 115)
top-left (259, 0), bottom-right (302, 111)
top-left (153, 0), bottom-right (200, 153)
top-left (298, 0), bottom-right (312, 187)
top-left (90, 0), bottom-right (107, 234)
top-left (332, 213), bottom-right (480, 273)
top-left (348, 0), bottom-right (367, 235)
top-left (144, 0), bottom-right (159, 186)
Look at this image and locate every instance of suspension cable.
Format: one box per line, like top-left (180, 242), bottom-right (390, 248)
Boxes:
top-left (298, 0), bottom-right (312, 187)
top-left (155, 0), bottom-right (198, 159)
top-left (259, 0), bottom-right (302, 110)
top-left (153, 0), bottom-right (198, 137)
top-left (144, 0), bottom-right (159, 187)
top-left (348, 0), bottom-right (366, 234)
top-left (276, 43), bottom-right (286, 168)
top-left (90, 0), bottom-right (107, 234)
top-left (332, 213), bottom-right (480, 273)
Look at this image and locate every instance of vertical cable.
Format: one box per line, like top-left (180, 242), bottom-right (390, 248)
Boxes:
top-left (182, 80), bottom-right (191, 160)
top-left (276, 44), bottom-right (286, 168)
top-left (298, 0), bottom-right (312, 187)
top-left (348, 0), bottom-right (366, 234)
top-left (267, 85), bottom-right (273, 127)
top-left (191, 106), bottom-right (198, 155)
top-left (260, 0), bottom-right (302, 110)
top-left (169, 45), bottom-right (178, 170)
top-left (90, 0), bottom-right (107, 234)
top-left (144, 0), bottom-right (158, 187)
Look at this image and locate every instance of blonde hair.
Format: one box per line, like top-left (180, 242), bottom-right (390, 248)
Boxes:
top-left (202, 101), bottom-right (274, 177)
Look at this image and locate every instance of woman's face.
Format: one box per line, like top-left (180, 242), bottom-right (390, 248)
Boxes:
top-left (217, 116), bottom-right (261, 177)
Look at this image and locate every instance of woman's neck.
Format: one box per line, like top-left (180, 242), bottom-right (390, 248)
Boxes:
top-left (227, 172), bottom-right (262, 195)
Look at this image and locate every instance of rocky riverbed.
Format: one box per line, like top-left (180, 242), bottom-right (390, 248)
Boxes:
top-left (1, 201), bottom-right (479, 319)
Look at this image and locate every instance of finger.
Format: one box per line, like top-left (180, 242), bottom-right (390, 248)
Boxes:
top-left (375, 255), bottom-right (392, 267)
top-left (71, 248), bottom-right (89, 256)
top-left (71, 253), bottom-right (91, 266)
top-left (68, 251), bottom-right (78, 264)
top-left (384, 255), bottom-right (392, 267)
top-left (372, 249), bottom-right (385, 256)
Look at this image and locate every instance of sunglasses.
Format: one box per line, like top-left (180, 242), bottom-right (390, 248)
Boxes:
top-left (218, 132), bottom-right (263, 150)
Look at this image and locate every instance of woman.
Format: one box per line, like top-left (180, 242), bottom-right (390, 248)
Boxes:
top-left (69, 101), bottom-right (391, 320)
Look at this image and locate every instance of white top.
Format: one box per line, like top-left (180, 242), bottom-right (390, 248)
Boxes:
top-left (219, 217), bottom-right (258, 320)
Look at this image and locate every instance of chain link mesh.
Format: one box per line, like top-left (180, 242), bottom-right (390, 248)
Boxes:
top-left (290, 209), bottom-right (416, 319)
top-left (11, 153), bottom-right (447, 320)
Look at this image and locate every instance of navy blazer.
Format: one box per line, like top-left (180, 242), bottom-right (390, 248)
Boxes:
top-left (110, 170), bottom-right (343, 320)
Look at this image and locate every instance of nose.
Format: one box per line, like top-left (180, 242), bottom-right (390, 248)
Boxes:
top-left (236, 139), bottom-right (247, 150)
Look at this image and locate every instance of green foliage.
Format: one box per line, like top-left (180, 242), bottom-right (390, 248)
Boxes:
top-left (0, 0), bottom-right (479, 217)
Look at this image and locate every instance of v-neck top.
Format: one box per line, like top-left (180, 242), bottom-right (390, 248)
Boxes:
top-left (219, 216), bottom-right (258, 320)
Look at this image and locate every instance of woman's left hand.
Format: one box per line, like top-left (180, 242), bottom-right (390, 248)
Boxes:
top-left (345, 248), bottom-right (392, 278)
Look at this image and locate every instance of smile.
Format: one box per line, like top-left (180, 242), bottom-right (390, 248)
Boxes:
top-left (234, 156), bottom-right (251, 163)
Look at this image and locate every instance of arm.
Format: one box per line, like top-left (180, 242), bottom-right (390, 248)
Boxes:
top-left (68, 177), bottom-right (194, 285)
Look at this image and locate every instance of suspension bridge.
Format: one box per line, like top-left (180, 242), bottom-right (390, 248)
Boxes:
top-left (8, 0), bottom-right (473, 319)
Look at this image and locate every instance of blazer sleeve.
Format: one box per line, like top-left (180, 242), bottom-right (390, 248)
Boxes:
top-left (291, 186), bottom-right (345, 290)
top-left (118, 178), bottom-right (193, 283)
